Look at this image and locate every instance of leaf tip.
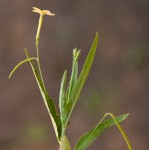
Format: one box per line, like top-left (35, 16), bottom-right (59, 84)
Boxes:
top-left (8, 74), bottom-right (11, 79)
top-left (96, 32), bottom-right (99, 38)
top-left (8, 70), bottom-right (14, 79)
top-left (120, 113), bottom-right (129, 121)
top-left (93, 32), bottom-right (99, 46)
top-left (124, 113), bottom-right (129, 119)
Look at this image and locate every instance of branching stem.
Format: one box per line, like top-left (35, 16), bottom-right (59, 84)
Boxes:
top-left (100, 113), bottom-right (133, 150)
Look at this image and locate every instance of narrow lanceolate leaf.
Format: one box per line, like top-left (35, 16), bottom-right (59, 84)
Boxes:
top-left (66, 49), bottom-right (80, 100)
top-left (74, 114), bottom-right (129, 150)
top-left (64, 33), bottom-right (99, 127)
top-left (59, 70), bottom-right (67, 114)
top-left (25, 49), bottom-right (62, 140)
top-left (9, 57), bottom-right (38, 79)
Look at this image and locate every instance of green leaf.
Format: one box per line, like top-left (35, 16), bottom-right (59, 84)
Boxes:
top-left (74, 114), bottom-right (129, 150)
top-left (25, 49), bottom-right (62, 140)
top-left (66, 49), bottom-right (80, 100)
top-left (9, 57), bottom-right (38, 79)
top-left (59, 70), bottom-right (67, 114)
top-left (63, 33), bottom-right (99, 127)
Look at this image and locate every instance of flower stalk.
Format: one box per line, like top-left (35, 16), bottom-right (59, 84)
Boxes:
top-left (32, 7), bottom-right (55, 90)
top-left (36, 14), bottom-right (44, 47)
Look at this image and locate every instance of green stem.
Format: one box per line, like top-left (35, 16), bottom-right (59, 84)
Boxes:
top-left (61, 126), bottom-right (66, 140)
top-left (59, 135), bottom-right (71, 150)
top-left (36, 14), bottom-right (44, 44)
top-left (36, 43), bottom-right (45, 89)
top-left (9, 57), bottom-right (38, 79)
top-left (100, 113), bottom-right (133, 150)
top-left (36, 14), bottom-right (45, 89)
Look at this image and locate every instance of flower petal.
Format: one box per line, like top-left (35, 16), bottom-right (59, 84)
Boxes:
top-left (32, 7), bottom-right (41, 12)
top-left (32, 7), bottom-right (42, 14)
top-left (32, 7), bottom-right (55, 16)
top-left (42, 10), bottom-right (55, 16)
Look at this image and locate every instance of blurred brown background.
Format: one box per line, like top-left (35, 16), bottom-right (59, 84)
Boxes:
top-left (0, 0), bottom-right (149, 149)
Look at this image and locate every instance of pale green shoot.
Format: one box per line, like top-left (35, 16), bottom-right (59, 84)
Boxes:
top-left (9, 57), bottom-right (38, 79)
top-left (9, 6), bottom-right (133, 150)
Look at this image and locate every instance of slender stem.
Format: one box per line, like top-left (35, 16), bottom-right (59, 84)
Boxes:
top-left (36, 14), bottom-right (44, 44)
top-left (100, 113), bottom-right (133, 150)
top-left (9, 57), bottom-right (38, 79)
top-left (61, 127), bottom-right (66, 140)
top-left (36, 43), bottom-right (45, 88)
top-left (36, 14), bottom-right (45, 88)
